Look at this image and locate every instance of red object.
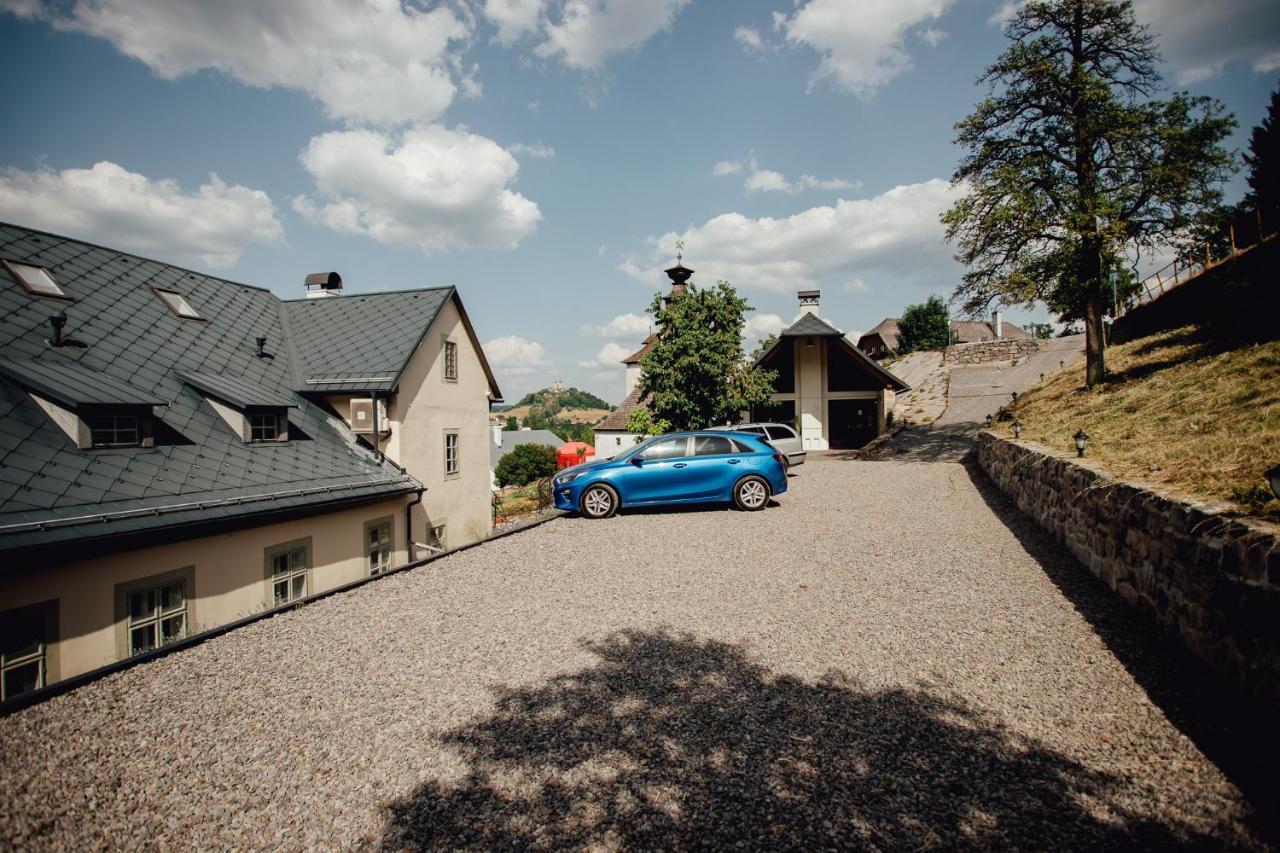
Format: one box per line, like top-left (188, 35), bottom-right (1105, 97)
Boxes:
top-left (557, 441), bottom-right (595, 469)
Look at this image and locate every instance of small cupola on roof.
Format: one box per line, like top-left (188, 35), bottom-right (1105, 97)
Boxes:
top-left (304, 271), bottom-right (343, 299)
top-left (798, 289), bottom-right (821, 315)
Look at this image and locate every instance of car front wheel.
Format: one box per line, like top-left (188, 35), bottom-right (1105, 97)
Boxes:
top-left (579, 484), bottom-right (619, 519)
top-left (733, 476), bottom-right (770, 511)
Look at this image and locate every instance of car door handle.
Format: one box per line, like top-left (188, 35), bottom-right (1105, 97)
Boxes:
top-left (673, 462), bottom-right (687, 468)
top-left (727, 459), bottom-right (741, 464)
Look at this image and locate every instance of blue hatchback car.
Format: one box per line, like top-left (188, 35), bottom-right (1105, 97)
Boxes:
top-left (553, 430), bottom-right (788, 519)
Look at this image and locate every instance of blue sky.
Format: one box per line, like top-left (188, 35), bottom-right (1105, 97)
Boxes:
top-left (1, 0), bottom-right (1276, 404)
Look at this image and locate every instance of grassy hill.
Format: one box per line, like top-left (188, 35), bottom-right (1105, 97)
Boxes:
top-left (501, 404), bottom-right (610, 425)
top-left (515, 386), bottom-right (611, 410)
top-left (1006, 325), bottom-right (1280, 519)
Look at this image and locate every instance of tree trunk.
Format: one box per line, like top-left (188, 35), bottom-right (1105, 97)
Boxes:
top-left (1082, 237), bottom-right (1106, 386)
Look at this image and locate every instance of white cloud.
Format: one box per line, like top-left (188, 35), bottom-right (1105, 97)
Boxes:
top-left (578, 341), bottom-right (632, 369)
top-left (535, 0), bottom-right (690, 70)
top-left (293, 125), bottom-right (541, 253)
top-left (0, 160), bottom-right (283, 268)
top-left (1131, 0), bottom-right (1280, 83)
top-left (483, 0), bottom-right (545, 45)
top-left (527, 99), bottom-right (541, 112)
top-left (581, 312), bottom-right (651, 338)
top-left (780, 0), bottom-right (953, 95)
top-left (918, 27), bottom-right (948, 47)
top-left (483, 335), bottom-right (550, 376)
top-left (844, 278), bottom-right (870, 293)
top-left (597, 244), bottom-right (606, 257)
top-left (509, 142), bottom-right (556, 159)
top-left (717, 152), bottom-right (857, 194)
top-left (734, 25), bottom-right (767, 53)
top-left (743, 313), bottom-right (785, 344)
top-left (620, 178), bottom-right (963, 293)
top-left (9, 0), bottom-right (472, 126)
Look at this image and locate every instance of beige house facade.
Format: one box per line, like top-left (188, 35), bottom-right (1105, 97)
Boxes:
top-left (0, 224), bottom-right (501, 700)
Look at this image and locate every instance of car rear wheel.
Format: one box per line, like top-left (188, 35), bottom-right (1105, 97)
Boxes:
top-left (733, 476), bottom-right (769, 511)
top-left (580, 484), bottom-right (619, 519)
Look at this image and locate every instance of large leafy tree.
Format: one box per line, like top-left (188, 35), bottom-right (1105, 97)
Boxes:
top-left (897, 296), bottom-right (952, 353)
top-left (942, 0), bottom-right (1235, 386)
top-left (635, 281), bottom-right (777, 430)
top-left (1243, 83), bottom-right (1280, 214)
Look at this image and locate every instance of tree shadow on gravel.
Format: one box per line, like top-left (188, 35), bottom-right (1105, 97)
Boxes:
top-left (380, 629), bottom-right (1221, 851)
top-left (962, 462), bottom-right (1279, 845)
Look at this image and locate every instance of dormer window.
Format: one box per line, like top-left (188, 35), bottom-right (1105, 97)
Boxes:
top-left (153, 288), bottom-right (202, 320)
top-left (248, 410), bottom-right (287, 442)
top-left (88, 413), bottom-right (142, 448)
top-left (3, 259), bottom-right (70, 300)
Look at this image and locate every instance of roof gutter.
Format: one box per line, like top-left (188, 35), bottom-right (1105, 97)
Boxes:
top-left (406, 487), bottom-right (425, 562)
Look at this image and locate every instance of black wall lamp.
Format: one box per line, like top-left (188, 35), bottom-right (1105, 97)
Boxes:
top-left (1013, 420), bottom-right (1022, 439)
top-left (1074, 429), bottom-right (1088, 457)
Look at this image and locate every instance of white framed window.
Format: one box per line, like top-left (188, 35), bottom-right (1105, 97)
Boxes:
top-left (3, 259), bottom-right (70, 300)
top-left (366, 518), bottom-right (393, 575)
top-left (126, 580), bottom-right (187, 656)
top-left (443, 339), bottom-right (458, 382)
top-left (248, 411), bottom-right (287, 442)
top-left (444, 431), bottom-right (460, 476)
top-left (88, 413), bottom-right (140, 448)
top-left (266, 540), bottom-right (309, 605)
top-left (428, 524), bottom-right (447, 550)
top-left (153, 287), bottom-right (203, 320)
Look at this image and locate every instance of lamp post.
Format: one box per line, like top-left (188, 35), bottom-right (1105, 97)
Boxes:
top-left (1267, 463), bottom-right (1280, 501)
top-left (1013, 420), bottom-right (1022, 439)
top-left (1011, 391), bottom-right (1018, 404)
top-left (985, 414), bottom-right (993, 428)
top-left (1074, 429), bottom-right (1088, 458)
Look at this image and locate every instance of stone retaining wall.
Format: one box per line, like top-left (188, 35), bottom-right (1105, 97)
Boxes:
top-left (977, 431), bottom-right (1280, 707)
top-left (944, 338), bottom-right (1042, 364)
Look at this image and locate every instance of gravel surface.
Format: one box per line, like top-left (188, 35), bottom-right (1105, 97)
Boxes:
top-left (0, 455), bottom-right (1266, 850)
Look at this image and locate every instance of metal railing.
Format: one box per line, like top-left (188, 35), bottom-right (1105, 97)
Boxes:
top-left (1117, 206), bottom-right (1278, 317)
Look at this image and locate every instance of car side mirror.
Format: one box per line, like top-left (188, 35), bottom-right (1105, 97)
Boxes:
top-left (630, 454), bottom-right (645, 466)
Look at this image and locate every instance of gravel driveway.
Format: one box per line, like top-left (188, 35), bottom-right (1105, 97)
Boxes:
top-left (0, 455), bottom-right (1266, 849)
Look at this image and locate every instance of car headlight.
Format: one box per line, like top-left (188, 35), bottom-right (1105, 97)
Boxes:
top-left (555, 471), bottom-right (584, 486)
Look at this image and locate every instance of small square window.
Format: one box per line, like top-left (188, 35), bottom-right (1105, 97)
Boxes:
top-left (3, 259), bottom-right (70, 300)
top-left (89, 414), bottom-right (140, 448)
top-left (153, 288), bottom-right (202, 320)
top-left (428, 524), bottom-right (447, 550)
top-left (443, 340), bottom-right (458, 382)
top-left (444, 431), bottom-right (460, 475)
top-left (249, 411), bottom-right (286, 442)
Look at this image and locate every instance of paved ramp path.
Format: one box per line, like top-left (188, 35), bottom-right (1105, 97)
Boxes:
top-left (0, 454), bottom-right (1266, 849)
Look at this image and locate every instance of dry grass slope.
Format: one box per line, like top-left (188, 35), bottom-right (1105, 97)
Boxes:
top-left (1006, 326), bottom-right (1280, 518)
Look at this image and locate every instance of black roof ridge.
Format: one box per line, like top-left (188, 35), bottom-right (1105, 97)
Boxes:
top-left (281, 285), bottom-right (455, 303)
top-left (0, 221), bottom-right (276, 295)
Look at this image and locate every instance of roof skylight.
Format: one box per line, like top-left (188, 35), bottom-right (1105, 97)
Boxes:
top-left (154, 288), bottom-right (203, 320)
top-left (3, 259), bottom-right (69, 300)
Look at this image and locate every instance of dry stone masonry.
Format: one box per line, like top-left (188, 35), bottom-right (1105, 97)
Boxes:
top-left (944, 338), bottom-right (1043, 365)
top-left (978, 432), bottom-right (1280, 707)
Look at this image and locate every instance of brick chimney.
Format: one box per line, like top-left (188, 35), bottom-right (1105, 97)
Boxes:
top-left (798, 289), bottom-right (820, 315)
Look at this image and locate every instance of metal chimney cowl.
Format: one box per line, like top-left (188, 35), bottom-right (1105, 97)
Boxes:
top-left (304, 271), bottom-right (343, 298)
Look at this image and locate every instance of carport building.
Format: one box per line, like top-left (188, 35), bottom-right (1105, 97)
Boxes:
top-left (753, 291), bottom-right (910, 450)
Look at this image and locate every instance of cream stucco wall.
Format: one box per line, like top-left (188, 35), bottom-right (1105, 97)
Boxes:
top-left (321, 298), bottom-right (494, 549)
top-left (593, 430), bottom-right (644, 460)
top-left (766, 337), bottom-right (886, 449)
top-left (1, 496), bottom-right (410, 685)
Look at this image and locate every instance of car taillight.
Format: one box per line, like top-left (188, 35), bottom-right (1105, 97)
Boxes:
top-left (772, 452), bottom-right (786, 466)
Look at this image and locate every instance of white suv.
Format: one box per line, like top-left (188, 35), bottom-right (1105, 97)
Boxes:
top-left (732, 422), bottom-right (805, 468)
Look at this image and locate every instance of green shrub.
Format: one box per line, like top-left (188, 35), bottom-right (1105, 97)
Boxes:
top-left (495, 443), bottom-right (558, 487)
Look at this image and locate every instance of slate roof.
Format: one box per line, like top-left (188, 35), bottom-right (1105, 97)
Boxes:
top-left (179, 371), bottom-right (298, 409)
top-left (595, 386), bottom-right (649, 432)
top-left (621, 334), bottom-right (656, 365)
top-left (780, 312), bottom-right (845, 337)
top-left (0, 223), bottom-right (425, 559)
top-left (489, 429), bottom-right (562, 470)
top-left (284, 289), bottom-right (503, 399)
top-left (950, 319), bottom-right (1033, 343)
top-left (0, 358), bottom-right (166, 407)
